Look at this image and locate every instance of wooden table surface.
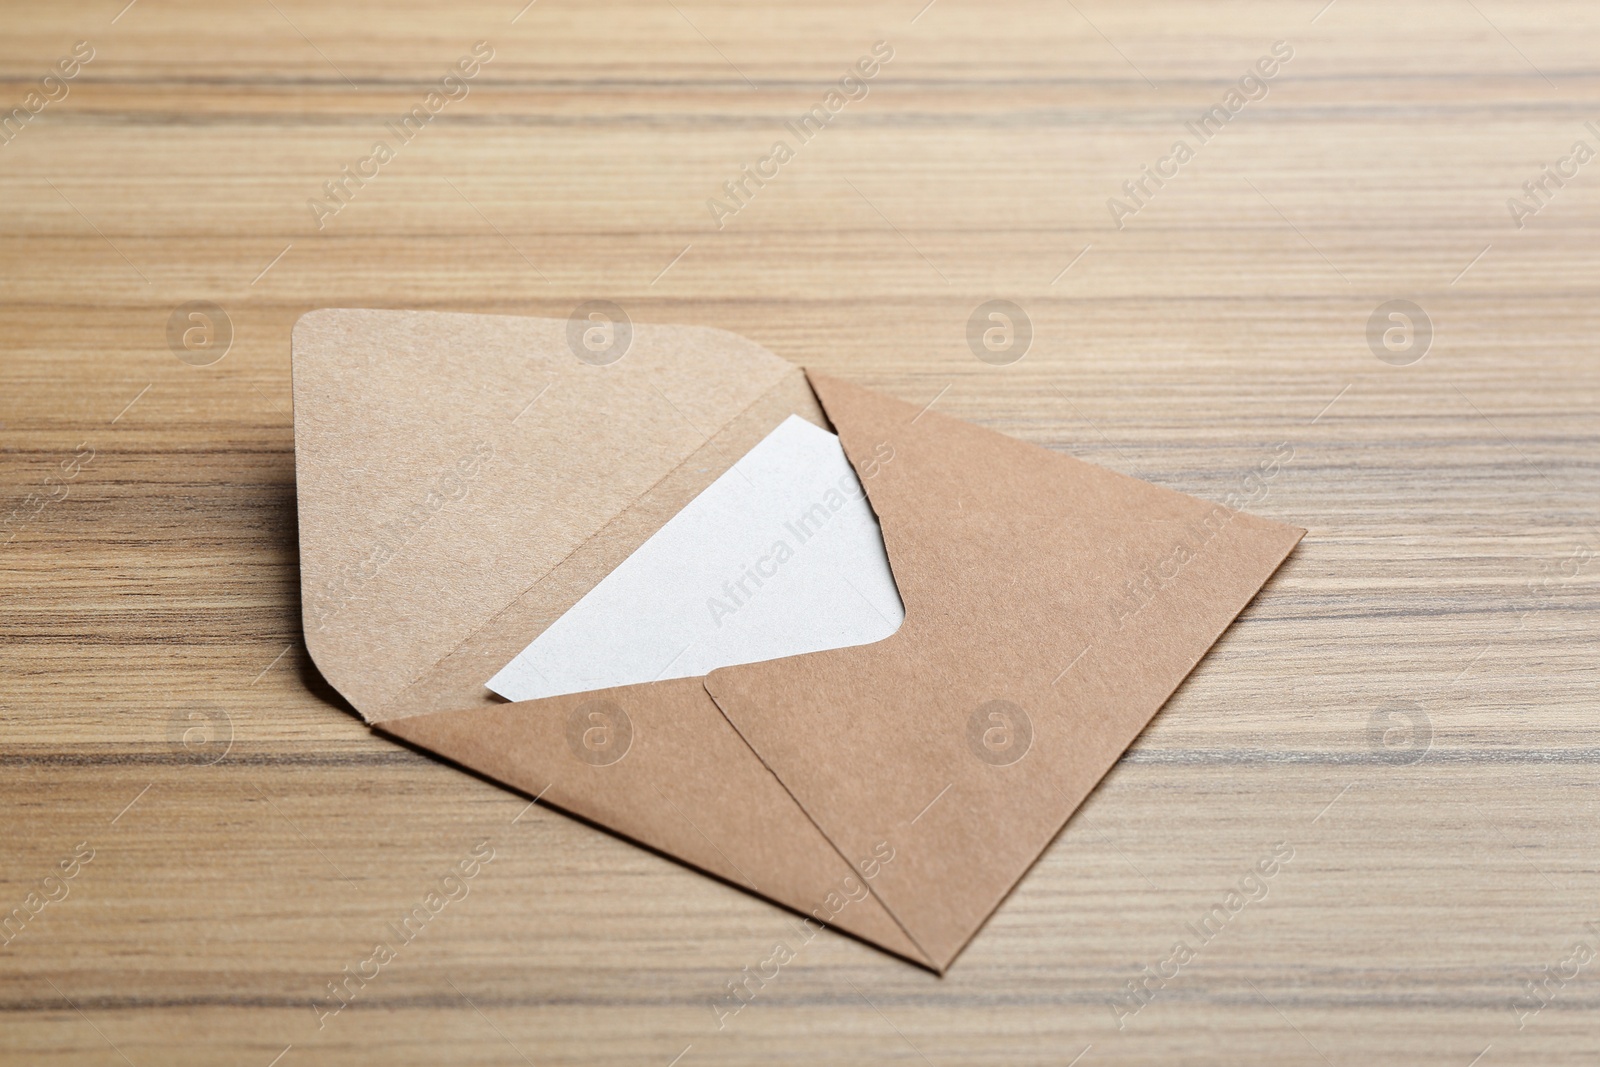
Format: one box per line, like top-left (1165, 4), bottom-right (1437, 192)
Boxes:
top-left (4, 1), bottom-right (1598, 1064)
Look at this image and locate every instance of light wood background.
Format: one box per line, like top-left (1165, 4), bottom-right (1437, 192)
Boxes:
top-left (3, 1), bottom-right (1598, 1064)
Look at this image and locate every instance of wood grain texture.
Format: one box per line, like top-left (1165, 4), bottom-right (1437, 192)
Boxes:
top-left (2, 1), bottom-right (1597, 1064)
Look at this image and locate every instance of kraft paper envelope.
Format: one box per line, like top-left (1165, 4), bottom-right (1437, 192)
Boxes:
top-left (292, 308), bottom-right (1303, 972)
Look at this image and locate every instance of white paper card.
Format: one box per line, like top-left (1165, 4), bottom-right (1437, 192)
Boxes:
top-left (487, 415), bottom-right (904, 702)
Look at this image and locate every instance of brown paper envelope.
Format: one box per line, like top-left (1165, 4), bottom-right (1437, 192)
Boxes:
top-left (292, 307), bottom-right (810, 717)
top-left (376, 678), bottom-right (928, 962)
top-left (293, 309), bottom-right (1300, 972)
top-left (704, 372), bottom-right (1304, 971)
top-left (292, 308), bottom-right (929, 963)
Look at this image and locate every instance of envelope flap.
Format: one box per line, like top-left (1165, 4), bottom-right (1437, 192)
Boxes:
top-left (291, 309), bottom-right (798, 719)
top-left (706, 372), bottom-right (1304, 970)
top-left (376, 677), bottom-right (933, 967)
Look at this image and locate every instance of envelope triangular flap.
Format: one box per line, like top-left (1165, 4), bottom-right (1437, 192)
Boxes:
top-left (705, 372), bottom-right (1305, 971)
top-left (377, 677), bottom-right (931, 966)
top-left (291, 308), bottom-right (814, 720)
top-left (293, 310), bottom-right (931, 967)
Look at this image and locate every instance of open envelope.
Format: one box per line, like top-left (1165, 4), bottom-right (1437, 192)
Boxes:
top-left (291, 308), bottom-right (1304, 972)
